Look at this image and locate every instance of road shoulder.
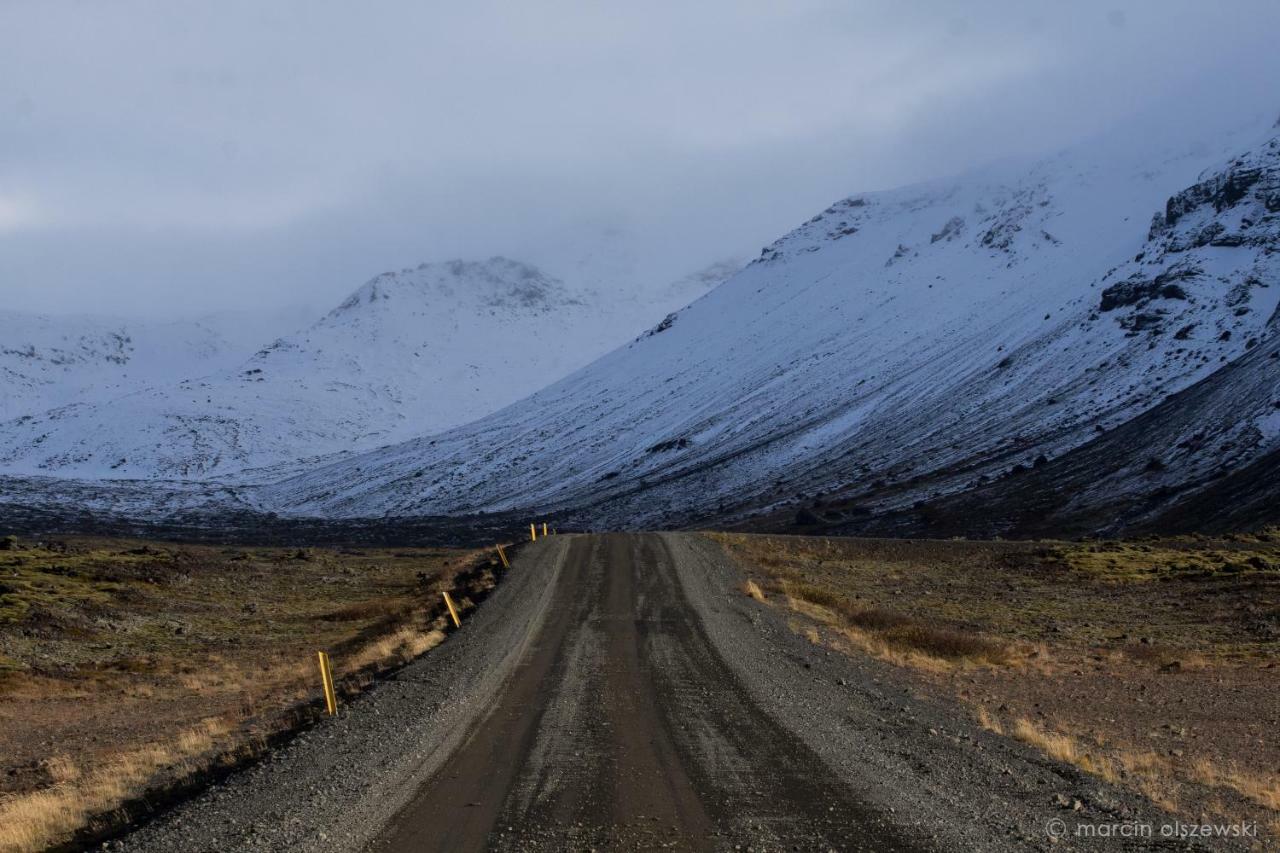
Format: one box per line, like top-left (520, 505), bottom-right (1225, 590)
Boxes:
top-left (661, 532), bottom-right (1235, 852)
top-left (117, 537), bottom-right (572, 853)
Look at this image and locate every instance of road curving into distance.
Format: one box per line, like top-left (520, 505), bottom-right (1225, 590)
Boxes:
top-left (118, 533), bottom-right (1222, 853)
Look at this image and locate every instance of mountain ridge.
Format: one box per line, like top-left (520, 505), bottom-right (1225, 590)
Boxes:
top-left (241, 112), bottom-right (1280, 534)
top-left (0, 257), bottom-right (725, 480)
top-left (2, 111), bottom-right (1277, 538)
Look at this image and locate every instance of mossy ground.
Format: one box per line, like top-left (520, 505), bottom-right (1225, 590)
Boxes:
top-left (0, 534), bottom-right (495, 852)
top-left (709, 531), bottom-right (1280, 662)
top-left (710, 531), bottom-right (1280, 839)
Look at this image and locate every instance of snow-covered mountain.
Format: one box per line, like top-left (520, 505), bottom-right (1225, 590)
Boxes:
top-left (0, 258), bottom-right (725, 479)
top-left (245, 112), bottom-right (1280, 535)
top-left (0, 308), bottom-right (312, 422)
top-left (3, 111), bottom-right (1277, 538)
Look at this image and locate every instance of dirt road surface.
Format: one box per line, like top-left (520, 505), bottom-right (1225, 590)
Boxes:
top-left (371, 533), bottom-right (908, 851)
top-left (118, 534), bottom-right (1218, 852)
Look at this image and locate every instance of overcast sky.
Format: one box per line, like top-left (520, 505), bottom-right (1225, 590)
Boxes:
top-left (2, 1), bottom-right (1279, 319)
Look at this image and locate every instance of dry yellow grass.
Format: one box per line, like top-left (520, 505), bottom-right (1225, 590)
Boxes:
top-left (39, 756), bottom-right (79, 786)
top-left (995, 712), bottom-right (1276, 821)
top-left (708, 531), bottom-right (1279, 838)
top-left (0, 623), bottom-right (455, 853)
top-left (712, 533), bottom-right (1016, 670)
top-left (344, 626), bottom-right (447, 673)
top-left (1011, 718), bottom-right (1094, 770)
top-left (0, 535), bottom-right (495, 853)
top-left (1007, 717), bottom-right (1185, 809)
top-left (770, 576), bottom-right (1011, 669)
top-left (707, 530), bottom-right (1280, 664)
top-left (1187, 758), bottom-right (1280, 812)
top-left (974, 706), bottom-right (1004, 736)
top-left (0, 717), bottom-right (233, 853)
top-left (833, 625), bottom-right (951, 674)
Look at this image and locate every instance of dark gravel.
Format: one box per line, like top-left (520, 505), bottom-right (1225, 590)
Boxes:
top-left (107, 533), bottom-right (1239, 852)
top-left (664, 532), bottom-right (1241, 851)
top-left (112, 537), bottom-right (572, 853)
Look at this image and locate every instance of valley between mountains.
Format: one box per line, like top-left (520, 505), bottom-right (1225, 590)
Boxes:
top-left (5, 110), bottom-right (1278, 540)
top-left (8, 7), bottom-right (1280, 853)
top-left (2, 104), bottom-right (1279, 853)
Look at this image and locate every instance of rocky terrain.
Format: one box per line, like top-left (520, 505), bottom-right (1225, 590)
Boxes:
top-left (67, 534), bottom-right (1244, 853)
top-left (714, 530), bottom-right (1280, 836)
top-left (0, 534), bottom-right (492, 852)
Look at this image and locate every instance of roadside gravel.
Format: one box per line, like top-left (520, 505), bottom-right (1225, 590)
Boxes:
top-left (108, 532), bottom-right (1245, 852)
top-left (112, 536), bottom-right (571, 853)
top-left (662, 532), bottom-right (1240, 852)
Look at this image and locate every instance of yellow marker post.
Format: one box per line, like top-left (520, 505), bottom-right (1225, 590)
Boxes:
top-left (496, 544), bottom-right (510, 568)
top-left (317, 651), bottom-right (337, 716)
top-left (542, 522), bottom-right (548, 537)
top-left (530, 523), bottom-right (537, 542)
top-left (442, 591), bottom-right (461, 628)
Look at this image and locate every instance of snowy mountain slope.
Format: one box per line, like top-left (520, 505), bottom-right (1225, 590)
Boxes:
top-left (0, 308), bottom-right (310, 421)
top-left (849, 131), bottom-right (1280, 537)
top-left (891, 300), bottom-right (1280, 539)
top-left (1, 314), bottom-right (137, 419)
top-left (0, 258), bottom-right (720, 479)
top-left (249, 113), bottom-right (1280, 533)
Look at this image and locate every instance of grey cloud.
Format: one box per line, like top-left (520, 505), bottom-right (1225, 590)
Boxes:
top-left (2, 0), bottom-right (1278, 317)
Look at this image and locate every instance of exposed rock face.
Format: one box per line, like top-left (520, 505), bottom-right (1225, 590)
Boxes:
top-left (641, 313), bottom-right (678, 339)
top-left (1097, 131), bottom-right (1280, 345)
top-left (978, 185), bottom-right (1046, 252)
top-left (930, 216), bottom-right (965, 243)
top-left (1151, 138), bottom-right (1280, 242)
top-left (1100, 266), bottom-right (1197, 312)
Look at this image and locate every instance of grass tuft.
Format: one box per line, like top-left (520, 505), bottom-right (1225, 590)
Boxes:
top-left (883, 623), bottom-right (1011, 663)
top-left (0, 717), bottom-right (233, 853)
top-left (974, 706), bottom-right (1003, 735)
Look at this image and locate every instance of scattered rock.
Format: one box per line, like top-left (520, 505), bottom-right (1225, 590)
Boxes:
top-left (930, 216), bottom-right (965, 244)
top-left (1099, 266), bottom-right (1197, 312)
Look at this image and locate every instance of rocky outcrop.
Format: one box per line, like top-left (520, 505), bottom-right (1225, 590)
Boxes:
top-left (1100, 265), bottom-right (1198, 312)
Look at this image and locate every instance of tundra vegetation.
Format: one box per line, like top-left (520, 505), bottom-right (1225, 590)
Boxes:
top-left (711, 530), bottom-right (1280, 838)
top-left (0, 535), bottom-right (493, 853)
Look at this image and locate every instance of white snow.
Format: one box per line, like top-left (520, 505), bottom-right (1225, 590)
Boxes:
top-left (250, 111), bottom-right (1280, 524)
top-left (0, 258), bottom-right (727, 478)
top-left (5, 109), bottom-right (1279, 531)
top-left (0, 307), bottom-right (313, 421)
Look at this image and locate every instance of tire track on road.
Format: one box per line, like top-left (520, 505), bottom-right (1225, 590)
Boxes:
top-left (371, 533), bottom-right (916, 851)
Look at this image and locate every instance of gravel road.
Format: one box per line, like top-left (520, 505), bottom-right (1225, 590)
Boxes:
top-left (113, 533), bottom-right (1232, 852)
